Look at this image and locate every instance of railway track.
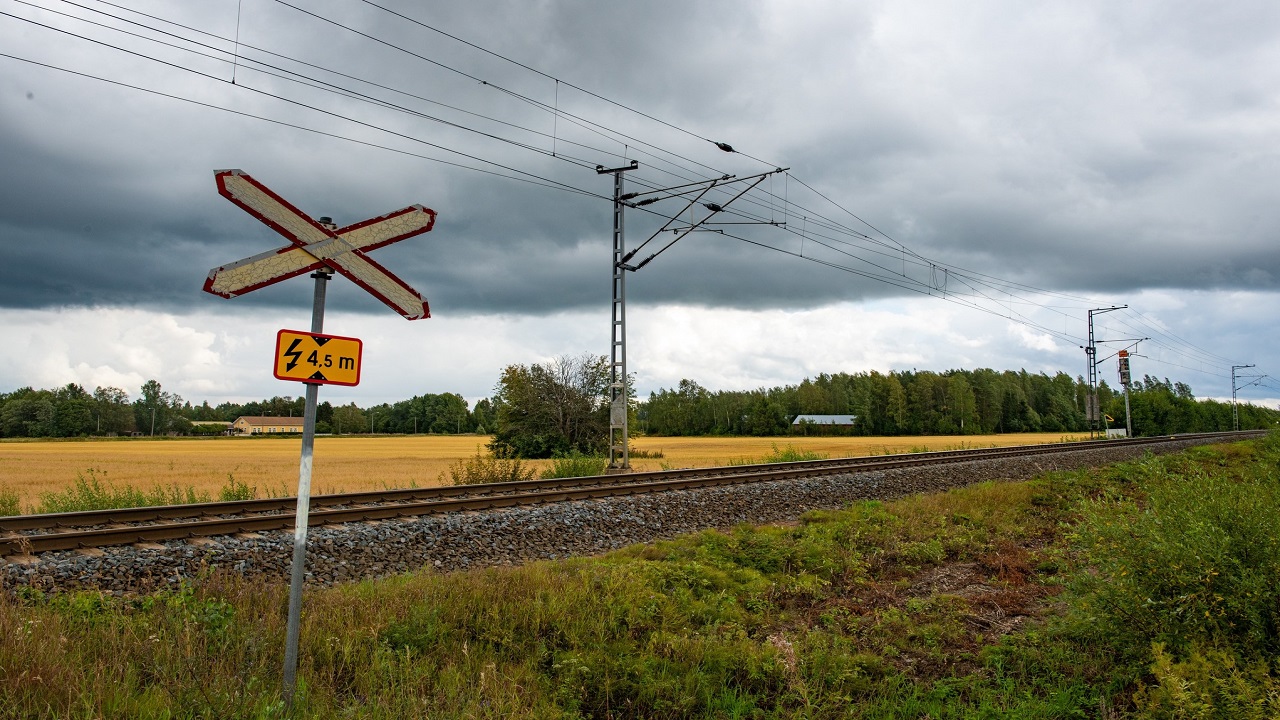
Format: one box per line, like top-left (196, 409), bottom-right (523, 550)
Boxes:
top-left (1, 431), bottom-right (1263, 557)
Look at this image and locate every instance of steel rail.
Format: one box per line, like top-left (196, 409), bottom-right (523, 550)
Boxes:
top-left (0, 431), bottom-right (1262, 556)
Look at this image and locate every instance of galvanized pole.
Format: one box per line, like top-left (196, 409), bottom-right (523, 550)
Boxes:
top-left (599, 161), bottom-right (638, 470)
top-left (1123, 383), bottom-right (1133, 437)
top-left (1084, 306), bottom-right (1125, 438)
top-left (1085, 311), bottom-right (1097, 438)
top-left (1231, 364), bottom-right (1255, 432)
top-left (282, 267), bottom-right (332, 709)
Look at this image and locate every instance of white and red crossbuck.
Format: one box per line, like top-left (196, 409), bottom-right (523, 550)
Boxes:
top-left (203, 169), bottom-right (436, 320)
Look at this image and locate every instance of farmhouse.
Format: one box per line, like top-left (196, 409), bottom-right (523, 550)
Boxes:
top-left (232, 416), bottom-right (305, 435)
top-left (791, 414), bottom-right (858, 435)
top-left (791, 414), bottom-right (857, 427)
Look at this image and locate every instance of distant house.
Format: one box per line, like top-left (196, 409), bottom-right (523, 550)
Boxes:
top-left (190, 420), bottom-right (234, 436)
top-left (791, 414), bottom-right (857, 426)
top-left (791, 414), bottom-right (858, 436)
top-left (233, 416), bottom-right (305, 435)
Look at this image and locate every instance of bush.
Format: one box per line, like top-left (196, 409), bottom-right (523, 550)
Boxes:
top-left (1134, 644), bottom-right (1280, 719)
top-left (0, 486), bottom-right (20, 516)
top-left (217, 474), bottom-right (256, 502)
top-left (1069, 451), bottom-right (1280, 664)
top-left (36, 470), bottom-right (209, 513)
top-left (729, 443), bottom-right (829, 466)
top-left (442, 447), bottom-right (537, 485)
top-left (541, 450), bottom-right (608, 479)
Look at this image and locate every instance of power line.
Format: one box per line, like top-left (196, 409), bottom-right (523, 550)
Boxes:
top-left (0, 9), bottom-right (613, 200)
top-left (0, 51), bottom-right (599, 198)
top-left (268, 0), bottom-right (741, 181)
top-left (30, 0), bottom-right (1124, 346)
top-left (353, 0), bottom-right (778, 167)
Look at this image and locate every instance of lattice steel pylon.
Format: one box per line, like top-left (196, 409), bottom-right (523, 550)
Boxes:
top-left (1232, 364), bottom-right (1257, 431)
top-left (1084, 306), bottom-right (1125, 437)
top-left (599, 161), bottom-right (638, 470)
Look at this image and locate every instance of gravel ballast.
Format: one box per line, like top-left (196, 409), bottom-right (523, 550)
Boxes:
top-left (0, 437), bottom-right (1229, 594)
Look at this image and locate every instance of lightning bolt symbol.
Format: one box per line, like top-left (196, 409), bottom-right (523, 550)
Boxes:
top-left (283, 338), bottom-right (303, 372)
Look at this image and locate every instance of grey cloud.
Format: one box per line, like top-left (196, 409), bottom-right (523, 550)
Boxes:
top-left (1, 0), bottom-right (1279, 322)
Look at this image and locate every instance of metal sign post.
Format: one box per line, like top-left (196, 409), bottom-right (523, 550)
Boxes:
top-left (281, 269), bottom-right (330, 704)
top-left (203, 170), bottom-right (435, 710)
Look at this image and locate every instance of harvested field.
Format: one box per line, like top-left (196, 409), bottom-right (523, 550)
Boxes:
top-left (0, 432), bottom-right (1082, 507)
top-left (629, 433), bottom-right (1083, 470)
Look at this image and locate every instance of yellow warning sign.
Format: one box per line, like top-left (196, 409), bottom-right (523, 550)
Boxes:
top-left (274, 330), bottom-right (362, 386)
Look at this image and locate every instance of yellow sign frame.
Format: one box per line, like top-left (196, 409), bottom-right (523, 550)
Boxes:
top-left (274, 329), bottom-right (362, 386)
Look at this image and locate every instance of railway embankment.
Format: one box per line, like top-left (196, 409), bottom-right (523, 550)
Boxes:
top-left (2, 434), bottom-right (1234, 595)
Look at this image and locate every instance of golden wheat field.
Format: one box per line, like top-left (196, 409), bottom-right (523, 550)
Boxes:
top-left (0, 432), bottom-right (1085, 507)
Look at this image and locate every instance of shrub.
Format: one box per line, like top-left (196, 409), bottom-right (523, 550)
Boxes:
top-left (442, 447), bottom-right (537, 485)
top-left (1134, 643), bottom-right (1280, 719)
top-left (0, 486), bottom-right (20, 516)
top-left (36, 470), bottom-right (211, 513)
top-left (541, 450), bottom-right (608, 479)
top-left (217, 474), bottom-right (256, 502)
top-left (729, 443), bottom-right (829, 465)
top-left (1069, 454), bottom-right (1280, 664)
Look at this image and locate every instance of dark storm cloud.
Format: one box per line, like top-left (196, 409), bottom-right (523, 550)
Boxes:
top-left (1, 0), bottom-right (1278, 318)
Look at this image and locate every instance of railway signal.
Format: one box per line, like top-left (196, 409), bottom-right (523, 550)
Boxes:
top-left (204, 169), bottom-right (435, 709)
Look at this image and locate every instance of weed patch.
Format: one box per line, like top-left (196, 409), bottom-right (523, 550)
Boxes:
top-left (34, 469), bottom-right (213, 513)
top-left (540, 450), bottom-right (607, 479)
top-left (217, 473), bottom-right (257, 502)
top-left (0, 486), bottom-right (19, 516)
top-left (441, 446), bottom-right (537, 485)
top-left (728, 442), bottom-right (830, 465)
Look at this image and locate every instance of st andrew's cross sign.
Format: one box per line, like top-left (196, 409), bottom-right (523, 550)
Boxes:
top-left (202, 169), bottom-right (435, 708)
top-left (203, 169), bottom-right (435, 319)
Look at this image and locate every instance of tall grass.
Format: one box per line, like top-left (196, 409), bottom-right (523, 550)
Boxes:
top-left (728, 442), bottom-right (830, 465)
top-left (0, 486), bottom-right (20, 516)
top-left (28, 470), bottom-right (259, 514)
top-left (441, 447), bottom-right (537, 485)
top-left (217, 474), bottom-right (256, 502)
top-left (540, 450), bottom-right (607, 479)
top-left (36, 469), bottom-right (204, 514)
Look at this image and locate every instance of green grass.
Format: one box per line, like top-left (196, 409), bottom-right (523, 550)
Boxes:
top-left (441, 446), bottom-right (537, 485)
top-left (540, 450), bottom-right (608, 479)
top-left (31, 470), bottom-right (260, 514)
top-left (0, 486), bottom-right (19, 516)
top-left (728, 442), bottom-right (831, 465)
top-left (4, 434), bottom-right (1279, 717)
top-left (217, 474), bottom-right (257, 502)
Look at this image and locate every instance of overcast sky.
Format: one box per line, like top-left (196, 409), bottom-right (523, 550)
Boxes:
top-left (0, 0), bottom-right (1277, 408)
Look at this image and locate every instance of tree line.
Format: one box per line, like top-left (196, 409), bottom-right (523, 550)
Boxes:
top-left (2, 363), bottom-right (1276, 447)
top-left (0, 380), bottom-right (492, 438)
top-left (640, 369), bottom-right (1279, 438)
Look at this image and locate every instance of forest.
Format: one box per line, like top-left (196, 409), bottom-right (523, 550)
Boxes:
top-left (640, 369), bottom-right (1277, 437)
top-left (0, 365), bottom-right (1276, 445)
